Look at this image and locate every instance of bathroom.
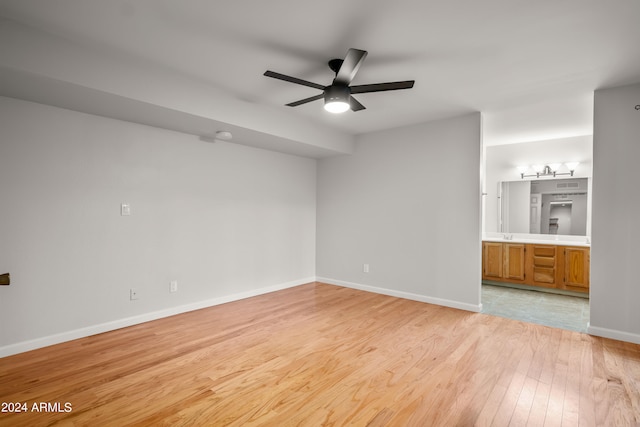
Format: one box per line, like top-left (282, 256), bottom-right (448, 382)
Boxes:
top-left (481, 101), bottom-right (593, 332)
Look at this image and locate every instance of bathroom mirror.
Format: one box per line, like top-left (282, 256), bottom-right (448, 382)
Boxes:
top-left (499, 178), bottom-right (589, 236)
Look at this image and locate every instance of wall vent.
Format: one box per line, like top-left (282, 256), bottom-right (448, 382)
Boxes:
top-left (556, 182), bottom-right (580, 189)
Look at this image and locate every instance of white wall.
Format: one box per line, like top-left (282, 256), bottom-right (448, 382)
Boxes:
top-left (590, 82), bottom-right (640, 344)
top-left (0, 97), bottom-right (317, 355)
top-left (316, 113), bottom-right (482, 311)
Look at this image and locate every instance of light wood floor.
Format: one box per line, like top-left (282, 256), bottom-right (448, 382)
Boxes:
top-left (1, 282), bottom-right (639, 426)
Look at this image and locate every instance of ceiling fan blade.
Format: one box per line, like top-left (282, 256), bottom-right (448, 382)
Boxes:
top-left (264, 70), bottom-right (325, 90)
top-left (334, 48), bottom-right (368, 85)
top-left (286, 93), bottom-right (324, 107)
top-left (350, 80), bottom-right (415, 94)
top-left (350, 96), bottom-right (366, 111)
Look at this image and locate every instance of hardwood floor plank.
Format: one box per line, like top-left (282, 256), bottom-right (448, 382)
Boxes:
top-left (527, 380), bottom-right (551, 426)
top-left (510, 375), bottom-right (537, 425)
top-left (562, 333), bottom-right (583, 426)
top-left (578, 335), bottom-right (597, 427)
top-left (1, 282), bottom-right (639, 426)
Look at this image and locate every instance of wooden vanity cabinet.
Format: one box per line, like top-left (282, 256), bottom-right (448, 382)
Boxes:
top-left (482, 242), bottom-right (526, 284)
top-left (482, 242), bottom-right (503, 279)
top-left (482, 242), bottom-right (589, 293)
top-left (559, 246), bottom-right (590, 291)
top-left (504, 244), bottom-right (526, 282)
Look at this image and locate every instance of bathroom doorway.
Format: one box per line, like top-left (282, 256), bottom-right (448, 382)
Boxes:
top-left (481, 136), bottom-right (592, 333)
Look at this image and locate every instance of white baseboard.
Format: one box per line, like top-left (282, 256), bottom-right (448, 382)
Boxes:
top-left (0, 277), bottom-right (314, 358)
top-left (317, 277), bottom-right (482, 313)
top-left (587, 323), bottom-right (640, 345)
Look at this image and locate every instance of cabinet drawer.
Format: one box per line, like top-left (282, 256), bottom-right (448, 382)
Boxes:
top-left (533, 256), bottom-right (555, 267)
top-left (533, 267), bottom-right (555, 284)
top-left (533, 246), bottom-right (556, 257)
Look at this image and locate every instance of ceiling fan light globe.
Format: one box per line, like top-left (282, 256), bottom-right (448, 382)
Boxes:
top-left (324, 85), bottom-right (351, 114)
top-left (324, 100), bottom-right (350, 113)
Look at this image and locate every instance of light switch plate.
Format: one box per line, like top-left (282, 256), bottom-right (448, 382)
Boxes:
top-left (121, 203), bottom-right (131, 216)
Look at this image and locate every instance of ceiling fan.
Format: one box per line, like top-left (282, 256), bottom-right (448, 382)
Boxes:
top-left (264, 48), bottom-right (415, 113)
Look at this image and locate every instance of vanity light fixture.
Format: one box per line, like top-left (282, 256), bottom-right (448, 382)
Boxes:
top-left (518, 162), bottom-right (579, 179)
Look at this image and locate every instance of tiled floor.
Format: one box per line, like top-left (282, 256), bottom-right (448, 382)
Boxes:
top-left (481, 284), bottom-right (590, 332)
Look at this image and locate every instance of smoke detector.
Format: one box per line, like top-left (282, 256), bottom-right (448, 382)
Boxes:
top-left (215, 131), bottom-right (233, 141)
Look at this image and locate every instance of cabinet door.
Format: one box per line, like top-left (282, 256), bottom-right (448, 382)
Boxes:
top-left (483, 242), bottom-right (503, 279)
top-left (564, 247), bottom-right (590, 290)
top-left (504, 244), bottom-right (526, 281)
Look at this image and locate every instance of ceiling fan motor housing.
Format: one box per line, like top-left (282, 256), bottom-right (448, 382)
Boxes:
top-left (324, 84), bottom-right (351, 104)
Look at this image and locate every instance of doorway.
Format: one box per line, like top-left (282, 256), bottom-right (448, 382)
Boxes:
top-left (481, 136), bottom-right (592, 333)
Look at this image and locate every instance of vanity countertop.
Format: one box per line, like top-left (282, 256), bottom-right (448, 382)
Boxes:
top-left (482, 233), bottom-right (590, 247)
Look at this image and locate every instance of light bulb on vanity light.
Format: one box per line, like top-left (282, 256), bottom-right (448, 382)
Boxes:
top-left (532, 165), bottom-right (544, 174)
top-left (565, 162), bottom-right (579, 172)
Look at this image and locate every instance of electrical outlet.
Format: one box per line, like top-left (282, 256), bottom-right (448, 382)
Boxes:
top-left (170, 280), bottom-right (178, 293)
top-left (363, 263), bottom-right (370, 273)
top-left (130, 288), bottom-right (138, 300)
top-left (121, 203), bottom-right (131, 216)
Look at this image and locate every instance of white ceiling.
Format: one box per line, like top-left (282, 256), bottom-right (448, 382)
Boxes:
top-left (1, 0), bottom-right (639, 152)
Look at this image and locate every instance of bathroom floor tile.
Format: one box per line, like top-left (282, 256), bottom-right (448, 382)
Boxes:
top-left (481, 284), bottom-right (589, 332)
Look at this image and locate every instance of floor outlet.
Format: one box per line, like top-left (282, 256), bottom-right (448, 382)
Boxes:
top-left (170, 280), bottom-right (178, 293)
top-left (130, 288), bottom-right (138, 300)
